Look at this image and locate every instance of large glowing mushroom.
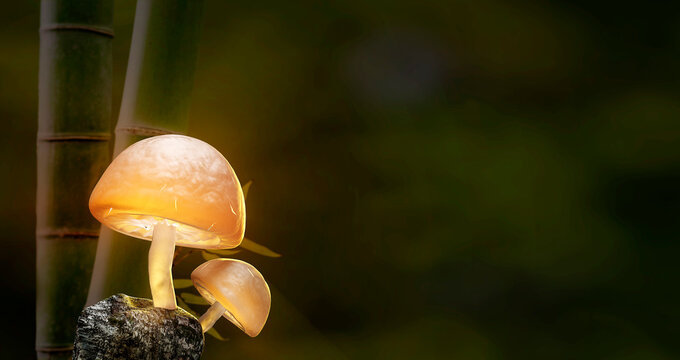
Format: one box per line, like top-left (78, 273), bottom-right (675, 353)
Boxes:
top-left (89, 135), bottom-right (246, 309)
top-left (191, 259), bottom-right (271, 337)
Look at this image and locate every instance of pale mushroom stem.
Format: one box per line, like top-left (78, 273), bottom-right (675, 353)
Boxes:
top-left (149, 221), bottom-right (177, 309)
top-left (199, 302), bottom-right (226, 332)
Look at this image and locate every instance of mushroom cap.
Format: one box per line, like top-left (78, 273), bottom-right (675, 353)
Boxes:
top-left (89, 135), bottom-right (245, 249)
top-left (191, 259), bottom-right (271, 337)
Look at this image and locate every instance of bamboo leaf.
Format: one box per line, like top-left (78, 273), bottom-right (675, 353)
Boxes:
top-left (181, 292), bottom-right (210, 305)
top-left (181, 293), bottom-right (210, 306)
top-left (241, 238), bottom-right (282, 257)
top-left (173, 279), bottom-right (194, 289)
top-left (206, 248), bottom-right (241, 256)
top-left (242, 180), bottom-right (252, 199)
top-left (201, 251), bottom-right (220, 261)
top-left (177, 296), bottom-right (200, 318)
top-left (207, 327), bottom-right (228, 341)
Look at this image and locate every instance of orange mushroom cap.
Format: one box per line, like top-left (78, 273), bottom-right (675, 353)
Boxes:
top-left (89, 134), bottom-right (245, 249)
top-left (191, 259), bottom-right (271, 337)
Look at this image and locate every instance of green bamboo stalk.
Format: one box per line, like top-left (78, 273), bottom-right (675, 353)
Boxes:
top-left (36, 0), bottom-right (113, 358)
top-left (86, 0), bottom-right (205, 305)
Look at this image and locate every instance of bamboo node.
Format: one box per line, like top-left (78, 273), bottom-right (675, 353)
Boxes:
top-left (40, 23), bottom-right (114, 38)
top-left (117, 126), bottom-right (181, 136)
top-left (37, 133), bottom-right (111, 142)
top-left (37, 228), bottom-right (100, 239)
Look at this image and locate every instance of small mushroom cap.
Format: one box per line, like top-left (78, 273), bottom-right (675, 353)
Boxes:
top-left (191, 259), bottom-right (271, 337)
top-left (89, 135), bottom-right (245, 249)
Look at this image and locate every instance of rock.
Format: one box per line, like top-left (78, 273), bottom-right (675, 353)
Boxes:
top-left (73, 294), bottom-right (204, 360)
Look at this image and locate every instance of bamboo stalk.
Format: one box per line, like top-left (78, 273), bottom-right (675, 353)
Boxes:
top-left (86, 0), bottom-right (205, 305)
top-left (36, 0), bottom-right (113, 358)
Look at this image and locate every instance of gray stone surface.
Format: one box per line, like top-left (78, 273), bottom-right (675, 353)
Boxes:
top-left (73, 294), bottom-right (204, 360)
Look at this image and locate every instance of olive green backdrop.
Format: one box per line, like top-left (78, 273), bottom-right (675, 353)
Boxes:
top-left (2, 0), bottom-right (680, 359)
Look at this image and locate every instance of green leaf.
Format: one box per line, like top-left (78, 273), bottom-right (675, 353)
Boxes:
top-left (241, 238), bottom-right (281, 257)
top-left (242, 180), bottom-right (252, 200)
top-left (176, 296), bottom-right (200, 318)
top-left (207, 327), bottom-right (228, 341)
top-left (201, 251), bottom-right (220, 261)
top-left (173, 279), bottom-right (194, 289)
top-left (206, 248), bottom-right (241, 256)
top-left (181, 292), bottom-right (210, 305)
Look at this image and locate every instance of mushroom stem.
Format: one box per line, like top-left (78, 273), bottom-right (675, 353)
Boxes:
top-left (149, 221), bottom-right (177, 309)
top-left (199, 301), bottom-right (226, 332)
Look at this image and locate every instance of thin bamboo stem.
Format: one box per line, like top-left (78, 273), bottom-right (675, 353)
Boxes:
top-left (36, 0), bottom-right (113, 358)
top-left (87, 0), bottom-right (205, 305)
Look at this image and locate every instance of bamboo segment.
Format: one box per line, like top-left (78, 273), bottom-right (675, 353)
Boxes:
top-left (36, 0), bottom-right (113, 358)
top-left (87, 0), bottom-right (205, 305)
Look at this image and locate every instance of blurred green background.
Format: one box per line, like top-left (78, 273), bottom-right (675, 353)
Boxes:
top-left (2, 0), bottom-right (680, 358)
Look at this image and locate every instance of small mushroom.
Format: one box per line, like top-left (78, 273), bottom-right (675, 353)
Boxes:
top-left (89, 135), bottom-right (246, 309)
top-left (191, 259), bottom-right (271, 337)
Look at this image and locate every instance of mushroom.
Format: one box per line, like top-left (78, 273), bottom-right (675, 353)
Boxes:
top-left (191, 259), bottom-right (271, 337)
top-left (89, 134), bottom-right (246, 309)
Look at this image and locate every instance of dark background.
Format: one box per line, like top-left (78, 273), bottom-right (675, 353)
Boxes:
top-left (2, 0), bottom-right (680, 358)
